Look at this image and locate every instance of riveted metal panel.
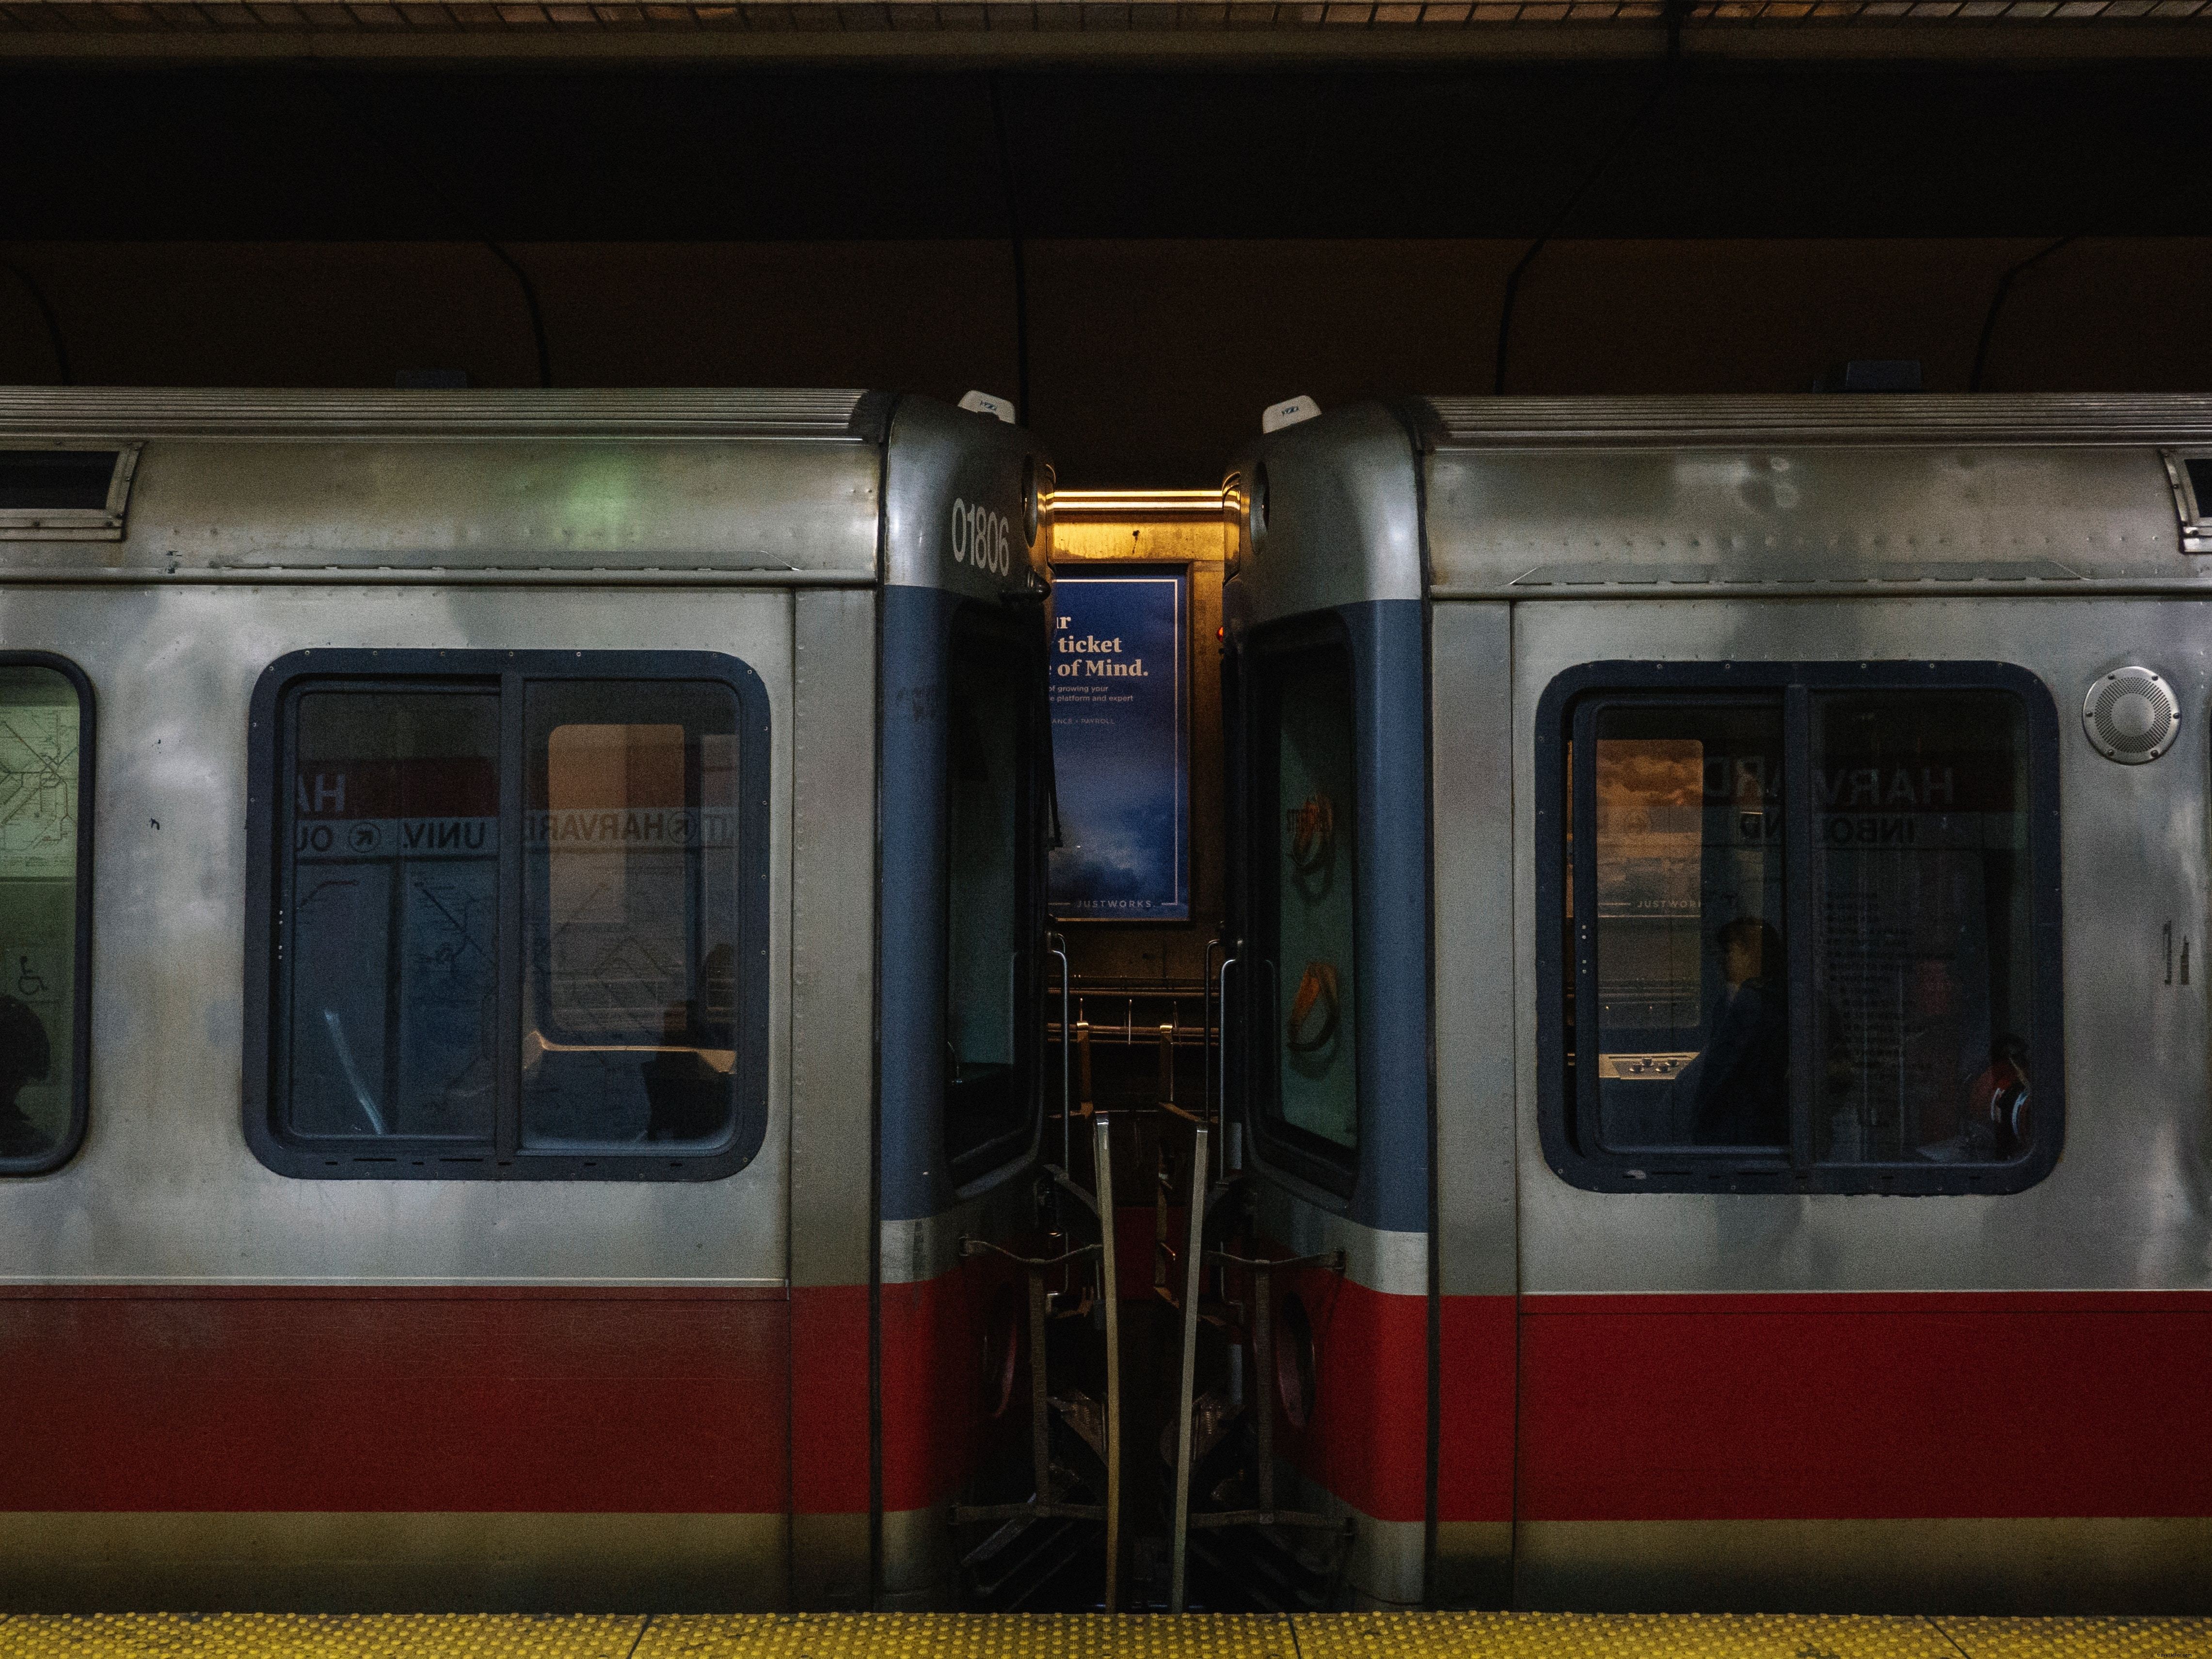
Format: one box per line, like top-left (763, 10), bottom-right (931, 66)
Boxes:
top-left (0, 583), bottom-right (792, 1287)
top-left (1426, 446), bottom-right (2195, 598)
top-left (1512, 597), bottom-right (2212, 1297)
top-left (0, 387), bottom-right (875, 439)
top-left (1429, 603), bottom-right (1517, 1301)
top-left (1425, 395), bottom-right (2212, 450)
top-left (790, 587), bottom-right (877, 1291)
top-left (0, 440), bottom-right (881, 577)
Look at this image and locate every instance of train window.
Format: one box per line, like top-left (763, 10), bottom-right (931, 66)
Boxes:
top-left (943, 603), bottom-right (1042, 1177)
top-left (0, 658), bottom-right (93, 1176)
top-left (1250, 631), bottom-right (1360, 1183)
top-left (1811, 691), bottom-right (2035, 1165)
top-left (284, 689), bottom-right (500, 1142)
top-left (247, 651), bottom-right (769, 1180)
top-left (1540, 661), bottom-right (2061, 1196)
top-left (1586, 701), bottom-right (1788, 1154)
top-left (521, 684), bottom-right (743, 1150)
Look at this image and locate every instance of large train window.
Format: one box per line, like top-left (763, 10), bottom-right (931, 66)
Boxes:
top-left (245, 650), bottom-right (770, 1180)
top-left (942, 601), bottom-right (1044, 1179)
top-left (1248, 625), bottom-right (1360, 1191)
top-left (0, 656), bottom-right (93, 1177)
top-left (1537, 661), bottom-right (2061, 1196)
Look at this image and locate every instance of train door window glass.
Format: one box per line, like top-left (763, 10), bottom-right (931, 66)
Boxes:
top-left (250, 650), bottom-right (768, 1180)
top-left (1586, 702), bottom-right (1787, 1153)
top-left (1811, 692), bottom-right (2033, 1165)
top-left (1541, 662), bottom-right (2059, 1196)
top-left (285, 690), bottom-right (500, 1140)
top-left (521, 683), bottom-right (742, 1150)
top-left (944, 606), bottom-right (1038, 1174)
top-left (1255, 638), bottom-right (1360, 1162)
top-left (0, 659), bottom-right (92, 1174)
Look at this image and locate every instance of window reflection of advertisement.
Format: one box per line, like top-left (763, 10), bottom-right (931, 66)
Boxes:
top-left (1595, 739), bottom-right (1780, 920)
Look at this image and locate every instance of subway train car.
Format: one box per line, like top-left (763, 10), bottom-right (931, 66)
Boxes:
top-left (0, 387), bottom-right (1057, 1611)
top-left (1215, 395), bottom-right (2212, 1613)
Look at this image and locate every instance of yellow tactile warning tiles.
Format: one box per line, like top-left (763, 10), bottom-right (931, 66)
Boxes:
top-left (1293, 1615), bottom-right (1962, 1659)
top-left (1295, 1615), bottom-right (1969, 1659)
top-left (0, 1614), bottom-right (646, 1658)
top-left (1931, 1623), bottom-right (2212, 1659)
top-left (641, 1615), bottom-right (1296, 1659)
top-left (0, 1614), bottom-right (2209, 1659)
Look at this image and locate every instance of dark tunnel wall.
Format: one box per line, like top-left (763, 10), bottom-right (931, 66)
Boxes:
top-left (3, 64), bottom-right (2209, 483)
top-left (5, 236), bottom-right (2207, 484)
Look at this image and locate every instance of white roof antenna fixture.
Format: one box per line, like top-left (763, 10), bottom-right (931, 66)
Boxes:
top-left (958, 390), bottom-right (1018, 425)
top-left (1262, 395), bottom-right (1320, 434)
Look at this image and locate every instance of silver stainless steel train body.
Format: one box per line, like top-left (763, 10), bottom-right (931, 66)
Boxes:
top-left (1222, 395), bottom-right (2212, 1614)
top-left (0, 388), bottom-right (1053, 1611)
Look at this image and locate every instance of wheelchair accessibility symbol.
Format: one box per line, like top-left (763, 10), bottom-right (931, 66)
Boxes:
top-left (11, 949), bottom-right (58, 1004)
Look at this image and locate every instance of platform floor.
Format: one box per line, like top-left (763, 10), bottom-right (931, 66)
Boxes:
top-left (1, 1615), bottom-right (2209, 1659)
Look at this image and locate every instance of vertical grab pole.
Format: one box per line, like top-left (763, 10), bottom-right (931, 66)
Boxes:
top-left (1168, 1123), bottom-right (1210, 1612)
top-left (1050, 933), bottom-right (1071, 1177)
top-left (1203, 938), bottom-right (1225, 1127)
top-left (1215, 957), bottom-right (1238, 1120)
top-left (1252, 1261), bottom-right (1274, 1513)
top-left (1092, 1114), bottom-right (1121, 1611)
top-left (1028, 1265), bottom-right (1053, 1507)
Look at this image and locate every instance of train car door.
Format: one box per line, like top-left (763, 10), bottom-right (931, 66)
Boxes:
top-left (874, 397), bottom-right (1060, 1607)
top-left (1222, 567), bottom-right (1434, 1606)
top-left (1425, 596), bottom-right (1521, 1606)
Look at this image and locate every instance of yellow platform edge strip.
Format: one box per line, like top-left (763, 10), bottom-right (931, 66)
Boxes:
top-left (1, 1613), bottom-right (2210, 1659)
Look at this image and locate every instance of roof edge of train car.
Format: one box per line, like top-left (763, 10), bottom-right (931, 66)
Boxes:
top-left (0, 385), bottom-right (1055, 585)
top-left (1224, 393), bottom-right (2212, 616)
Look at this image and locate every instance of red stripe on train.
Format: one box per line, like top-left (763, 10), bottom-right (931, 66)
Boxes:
top-left (1285, 1288), bottom-right (2212, 1528)
top-left (1273, 1269), bottom-right (1434, 1524)
top-left (879, 1270), bottom-right (982, 1514)
top-left (0, 1287), bottom-right (795, 1513)
top-left (793, 1282), bottom-right (870, 1515)
top-left (1515, 1291), bottom-right (2212, 1521)
top-left (1439, 1292), bottom-right (1516, 1525)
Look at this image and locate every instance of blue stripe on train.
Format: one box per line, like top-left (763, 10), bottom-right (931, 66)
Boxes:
top-left (877, 582), bottom-right (961, 1224)
top-left (1346, 597), bottom-right (1432, 1239)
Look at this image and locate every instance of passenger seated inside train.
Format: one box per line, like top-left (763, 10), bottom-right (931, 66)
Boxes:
top-left (0, 994), bottom-right (52, 1160)
top-left (1684, 918), bottom-right (1789, 1147)
top-left (641, 981), bottom-right (736, 1143)
top-left (1916, 1035), bottom-right (2031, 1163)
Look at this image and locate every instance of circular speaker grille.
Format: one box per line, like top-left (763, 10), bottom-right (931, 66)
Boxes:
top-left (2083, 667), bottom-right (2180, 764)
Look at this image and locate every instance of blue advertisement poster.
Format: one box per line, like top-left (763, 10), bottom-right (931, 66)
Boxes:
top-left (1048, 569), bottom-right (1189, 922)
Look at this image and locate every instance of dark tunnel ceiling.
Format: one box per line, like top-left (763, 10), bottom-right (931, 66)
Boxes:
top-left (4, 63), bottom-right (2207, 241)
